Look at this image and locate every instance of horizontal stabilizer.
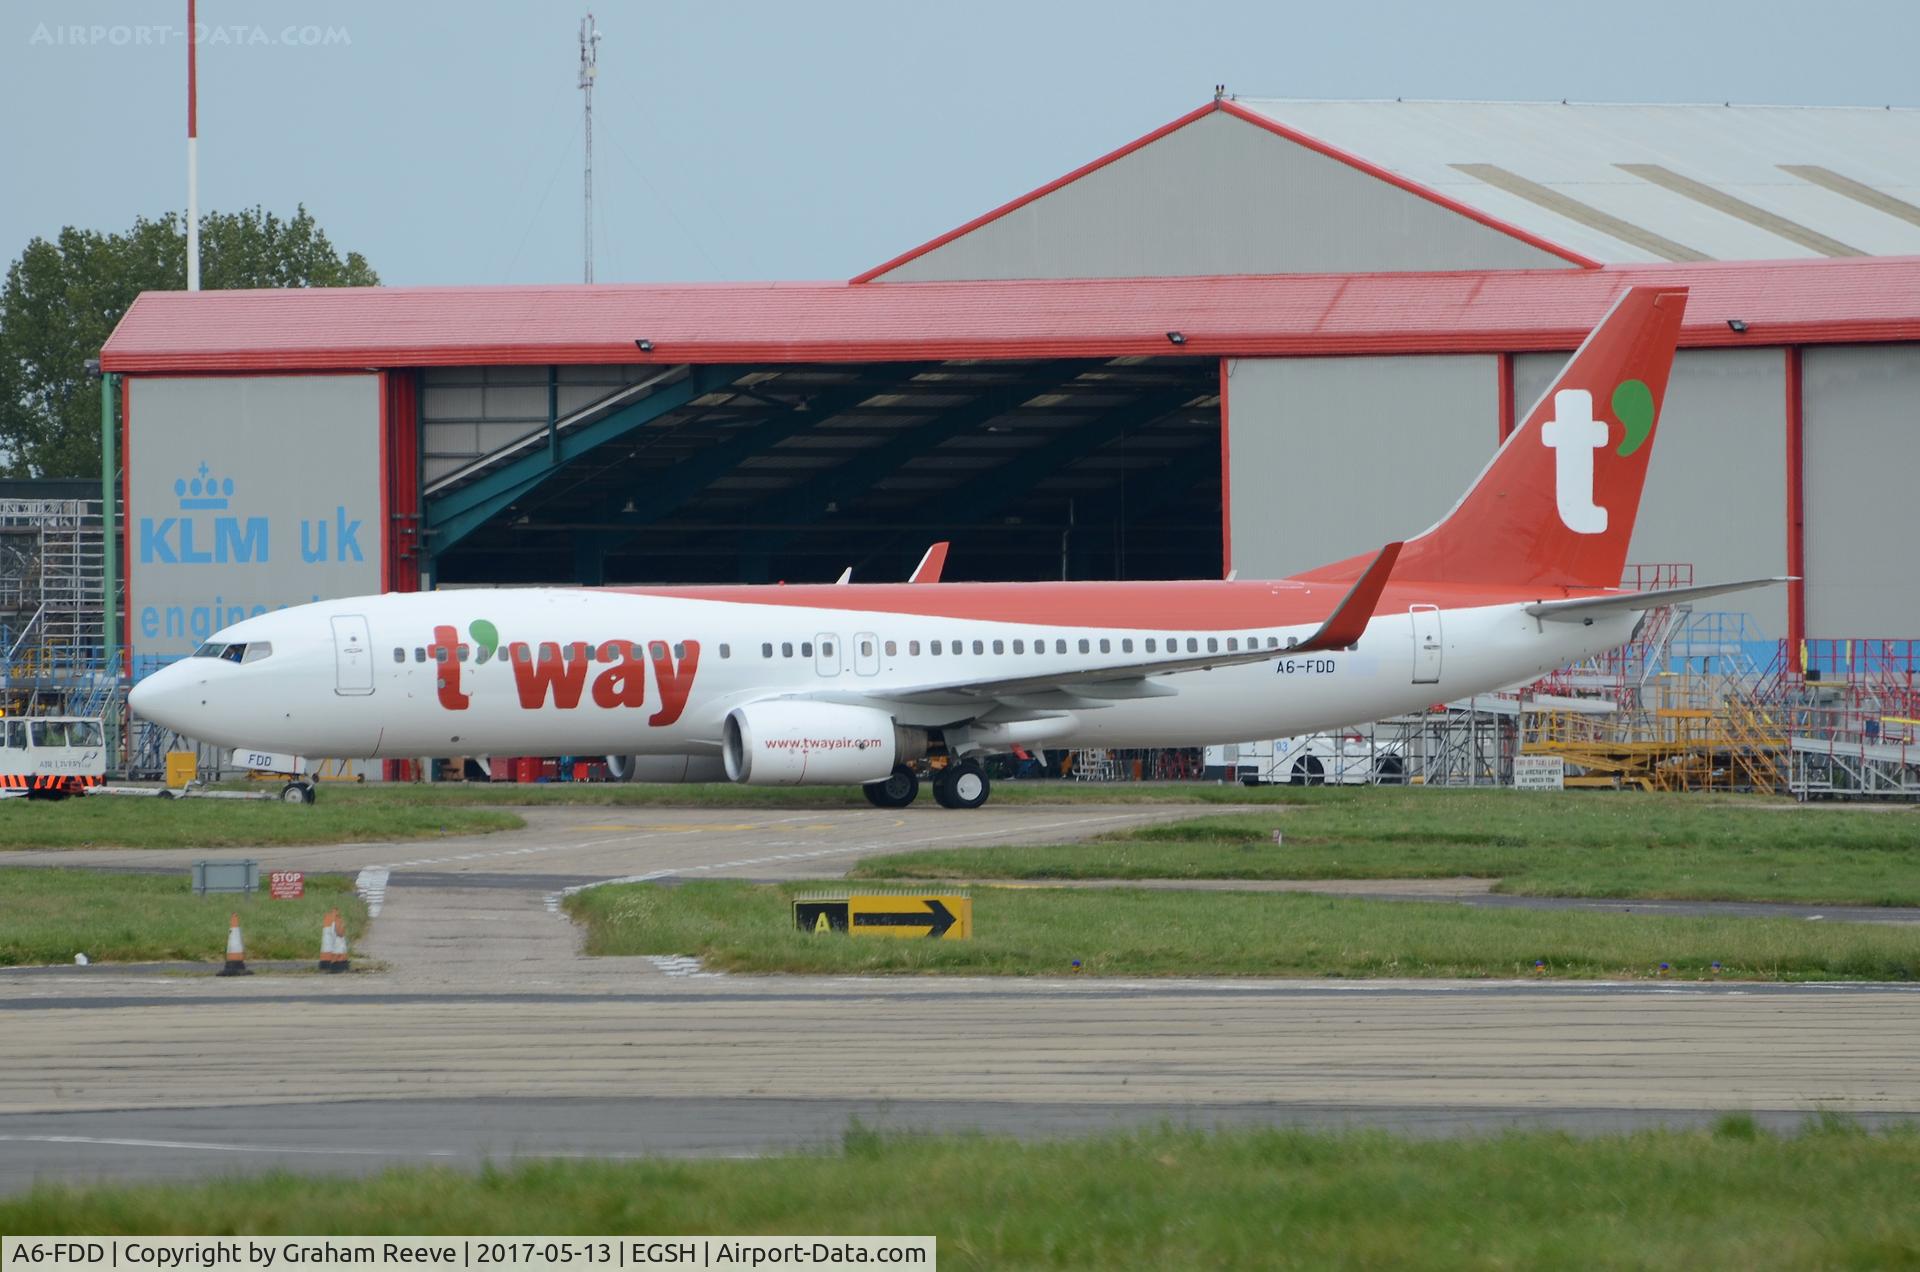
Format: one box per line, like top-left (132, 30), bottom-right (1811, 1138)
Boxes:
top-left (1525, 577), bottom-right (1792, 622)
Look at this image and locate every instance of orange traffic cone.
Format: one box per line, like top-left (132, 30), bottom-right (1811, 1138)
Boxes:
top-left (318, 908), bottom-right (338, 973)
top-left (217, 913), bottom-right (252, 977)
top-left (331, 912), bottom-right (350, 974)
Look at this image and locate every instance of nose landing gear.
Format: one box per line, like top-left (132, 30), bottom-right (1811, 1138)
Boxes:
top-left (280, 781), bottom-right (316, 805)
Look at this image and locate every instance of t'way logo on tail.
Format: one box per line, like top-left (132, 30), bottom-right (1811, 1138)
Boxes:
top-left (1541, 377), bottom-right (1656, 535)
top-left (1541, 388), bottom-right (1611, 534)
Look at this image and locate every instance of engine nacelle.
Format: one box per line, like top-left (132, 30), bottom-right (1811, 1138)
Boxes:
top-left (604, 754), bottom-right (729, 783)
top-left (722, 701), bottom-right (924, 786)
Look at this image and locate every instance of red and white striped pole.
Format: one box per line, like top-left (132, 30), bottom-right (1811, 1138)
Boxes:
top-left (185, 0), bottom-right (200, 291)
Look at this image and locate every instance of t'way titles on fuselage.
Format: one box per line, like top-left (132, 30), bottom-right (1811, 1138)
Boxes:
top-left (423, 624), bottom-right (699, 727)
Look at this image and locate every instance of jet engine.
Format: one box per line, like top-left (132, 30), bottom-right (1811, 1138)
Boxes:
top-left (604, 754), bottom-right (729, 783)
top-left (722, 701), bottom-right (926, 786)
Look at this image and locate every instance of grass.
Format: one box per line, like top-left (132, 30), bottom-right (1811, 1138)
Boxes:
top-left (564, 879), bottom-right (1920, 980)
top-left (853, 787), bottom-right (1920, 906)
top-left (0, 868), bottom-right (370, 966)
top-left (0, 795), bottom-right (521, 850)
top-left (4, 1122), bottom-right (1918, 1269)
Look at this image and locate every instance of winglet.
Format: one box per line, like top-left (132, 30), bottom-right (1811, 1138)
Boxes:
top-left (1291, 541), bottom-right (1401, 653)
top-left (834, 567), bottom-right (853, 585)
top-left (910, 542), bottom-right (950, 584)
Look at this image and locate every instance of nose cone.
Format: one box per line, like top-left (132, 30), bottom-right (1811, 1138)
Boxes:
top-left (128, 663), bottom-right (194, 732)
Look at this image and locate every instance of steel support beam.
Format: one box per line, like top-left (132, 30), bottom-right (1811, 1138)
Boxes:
top-left (759, 360), bottom-right (1088, 529)
top-left (940, 381), bottom-right (1209, 528)
top-left (1052, 441), bottom-right (1223, 530)
top-left (738, 360), bottom-right (1091, 577)
top-left (100, 371), bottom-right (119, 771)
top-left (425, 365), bottom-right (741, 556)
top-left (582, 363), bottom-right (941, 552)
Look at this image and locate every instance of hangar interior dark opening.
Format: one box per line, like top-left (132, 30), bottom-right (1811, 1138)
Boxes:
top-left (429, 356), bottom-right (1223, 587)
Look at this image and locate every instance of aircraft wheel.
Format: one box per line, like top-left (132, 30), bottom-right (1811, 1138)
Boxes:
top-left (935, 760), bottom-right (990, 810)
top-left (1289, 756), bottom-right (1325, 787)
top-left (281, 781), bottom-right (316, 805)
top-left (864, 765), bottom-right (920, 809)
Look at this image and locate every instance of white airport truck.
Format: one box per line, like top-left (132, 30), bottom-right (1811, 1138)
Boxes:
top-left (1205, 733), bottom-right (1407, 786)
top-left (0, 716), bottom-right (106, 797)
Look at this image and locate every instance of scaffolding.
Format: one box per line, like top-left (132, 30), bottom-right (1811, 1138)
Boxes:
top-left (1369, 701), bottom-right (1514, 786)
top-left (0, 497), bottom-right (114, 723)
top-left (1782, 640), bottom-right (1920, 799)
top-left (1515, 602), bottom-right (1790, 793)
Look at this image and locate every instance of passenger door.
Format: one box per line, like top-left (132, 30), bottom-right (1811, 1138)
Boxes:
top-left (332, 614), bottom-right (375, 696)
top-left (814, 632), bottom-right (841, 677)
top-left (853, 632), bottom-right (880, 676)
top-left (1409, 605), bottom-right (1442, 684)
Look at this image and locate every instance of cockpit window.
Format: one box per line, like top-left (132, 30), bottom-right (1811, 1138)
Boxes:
top-left (194, 641), bottom-right (269, 663)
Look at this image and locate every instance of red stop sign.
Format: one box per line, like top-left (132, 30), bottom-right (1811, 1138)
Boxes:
top-left (269, 871), bottom-right (305, 900)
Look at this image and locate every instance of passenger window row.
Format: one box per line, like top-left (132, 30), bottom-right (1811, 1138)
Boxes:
top-left (392, 641), bottom-right (726, 665)
top-left (381, 630), bottom-right (1286, 669)
top-left (754, 633), bottom-right (1286, 660)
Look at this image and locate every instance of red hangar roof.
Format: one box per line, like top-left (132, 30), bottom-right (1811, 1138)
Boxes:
top-left (101, 256), bottom-right (1920, 373)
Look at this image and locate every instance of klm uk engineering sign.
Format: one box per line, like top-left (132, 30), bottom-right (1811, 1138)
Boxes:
top-left (140, 461), bottom-right (362, 567)
top-left (129, 376), bottom-right (382, 661)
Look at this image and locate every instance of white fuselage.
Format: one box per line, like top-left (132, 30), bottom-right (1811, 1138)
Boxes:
top-left (129, 588), bottom-right (1636, 762)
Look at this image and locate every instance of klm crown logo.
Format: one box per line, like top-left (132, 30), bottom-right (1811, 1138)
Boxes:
top-left (141, 459), bottom-right (269, 566)
top-left (176, 462), bottom-right (235, 511)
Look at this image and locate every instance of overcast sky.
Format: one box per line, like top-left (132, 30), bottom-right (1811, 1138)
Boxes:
top-left (6, 0), bottom-right (1918, 287)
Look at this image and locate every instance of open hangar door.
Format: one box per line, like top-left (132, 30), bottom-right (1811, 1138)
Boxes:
top-left (422, 356), bottom-right (1221, 586)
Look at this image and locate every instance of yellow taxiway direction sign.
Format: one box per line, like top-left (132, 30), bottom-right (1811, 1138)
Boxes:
top-left (794, 890), bottom-right (972, 940)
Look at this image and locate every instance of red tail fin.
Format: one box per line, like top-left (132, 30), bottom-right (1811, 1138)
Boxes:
top-left (1335, 286), bottom-right (1687, 589)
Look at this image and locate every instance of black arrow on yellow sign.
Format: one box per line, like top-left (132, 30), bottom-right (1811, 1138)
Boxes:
top-left (852, 898), bottom-right (957, 939)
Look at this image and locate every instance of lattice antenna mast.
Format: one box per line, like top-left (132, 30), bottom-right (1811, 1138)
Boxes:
top-left (578, 13), bottom-right (601, 284)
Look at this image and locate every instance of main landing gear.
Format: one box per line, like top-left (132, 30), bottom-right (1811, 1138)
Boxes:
top-left (861, 759), bottom-right (993, 810)
top-left (863, 764), bottom-right (920, 809)
top-left (932, 759), bottom-right (991, 810)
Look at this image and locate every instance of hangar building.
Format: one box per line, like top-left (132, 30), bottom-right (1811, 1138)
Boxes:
top-left (102, 97), bottom-right (1920, 689)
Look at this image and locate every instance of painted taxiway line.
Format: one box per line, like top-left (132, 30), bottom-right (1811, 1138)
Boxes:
top-left (0, 1133), bottom-right (461, 1158)
top-left (540, 810), bottom-right (1164, 911)
top-left (374, 814), bottom-right (832, 872)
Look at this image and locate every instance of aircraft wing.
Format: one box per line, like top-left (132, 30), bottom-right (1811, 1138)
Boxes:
top-left (848, 542), bottom-right (1401, 712)
top-left (1525, 577), bottom-right (1791, 622)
